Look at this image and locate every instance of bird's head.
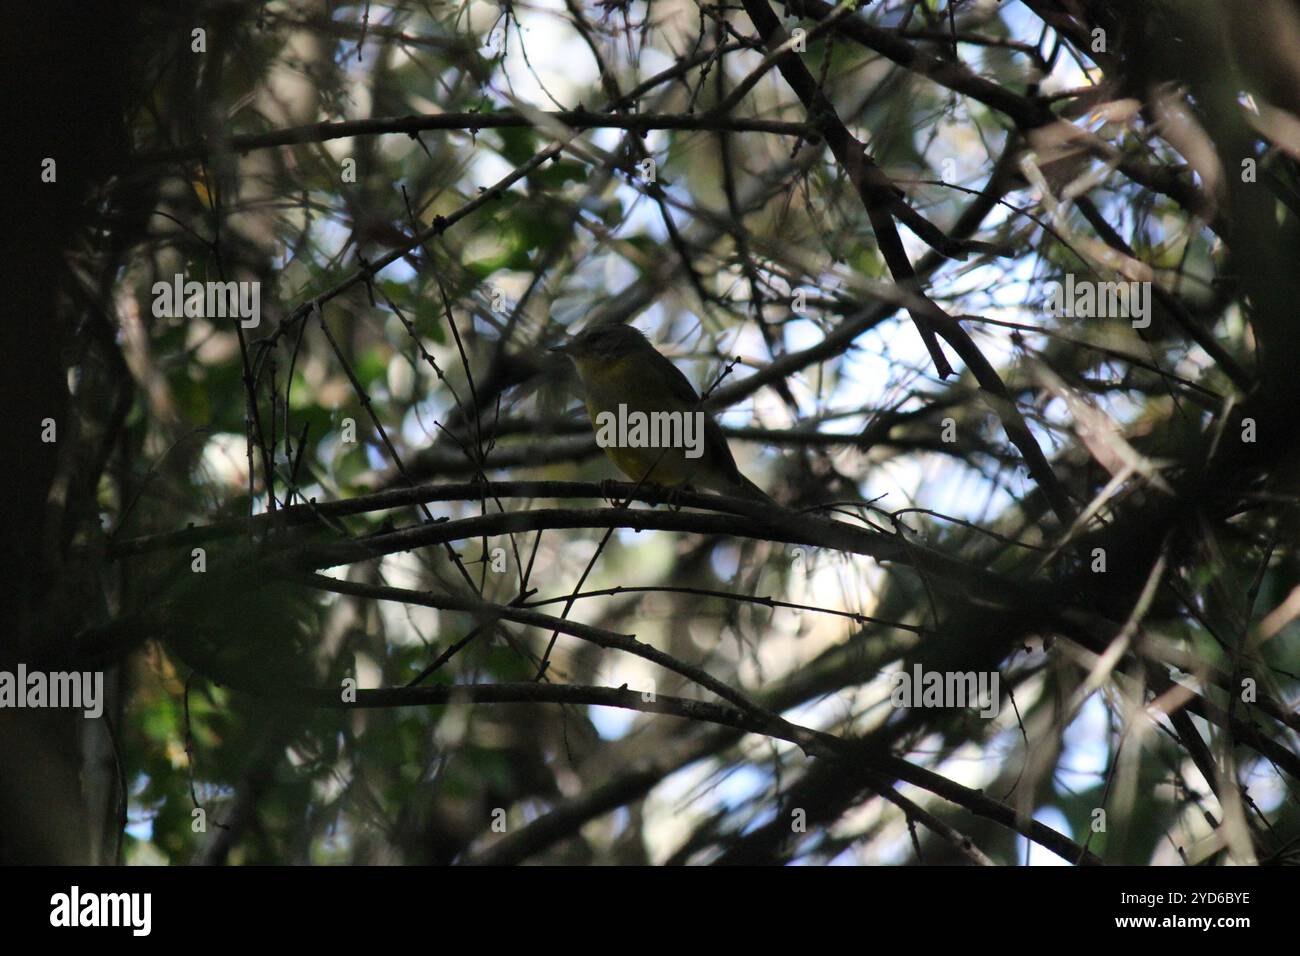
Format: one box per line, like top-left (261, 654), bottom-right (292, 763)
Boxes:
top-left (549, 324), bottom-right (652, 363)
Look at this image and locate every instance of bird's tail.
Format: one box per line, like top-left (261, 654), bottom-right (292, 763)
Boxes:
top-left (734, 474), bottom-right (778, 507)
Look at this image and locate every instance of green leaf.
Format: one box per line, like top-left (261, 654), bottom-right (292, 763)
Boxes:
top-left (496, 125), bottom-right (539, 165)
top-left (530, 159), bottom-right (588, 189)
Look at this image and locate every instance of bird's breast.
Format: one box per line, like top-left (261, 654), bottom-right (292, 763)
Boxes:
top-left (573, 355), bottom-right (701, 486)
top-left (573, 355), bottom-right (689, 415)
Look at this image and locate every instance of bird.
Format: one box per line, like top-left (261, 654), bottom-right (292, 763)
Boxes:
top-left (551, 325), bottom-right (775, 505)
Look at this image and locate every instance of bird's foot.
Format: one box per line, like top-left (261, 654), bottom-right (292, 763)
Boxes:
top-left (600, 478), bottom-right (628, 508)
top-left (665, 483), bottom-right (691, 511)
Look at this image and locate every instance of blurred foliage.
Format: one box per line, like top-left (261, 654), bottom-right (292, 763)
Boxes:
top-left (25, 0), bottom-right (1300, 866)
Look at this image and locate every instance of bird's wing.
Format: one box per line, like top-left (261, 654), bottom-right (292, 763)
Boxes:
top-left (702, 415), bottom-right (744, 485)
top-left (655, 351), bottom-right (705, 406)
top-left (652, 348), bottom-right (745, 486)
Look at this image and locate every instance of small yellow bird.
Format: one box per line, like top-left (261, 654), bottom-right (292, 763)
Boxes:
top-left (552, 325), bottom-right (774, 504)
